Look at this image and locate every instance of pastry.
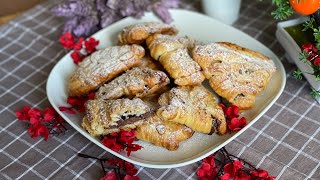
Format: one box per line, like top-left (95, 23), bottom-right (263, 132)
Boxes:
top-left (192, 42), bottom-right (276, 109)
top-left (118, 22), bottom-right (178, 45)
top-left (159, 48), bottom-right (205, 86)
top-left (141, 85), bottom-right (170, 111)
top-left (68, 45), bottom-right (145, 97)
top-left (137, 52), bottom-right (164, 71)
top-left (156, 85), bottom-right (227, 134)
top-left (146, 34), bottom-right (197, 60)
top-left (146, 34), bottom-right (205, 85)
top-left (82, 98), bottom-right (152, 136)
top-left (96, 67), bottom-right (170, 100)
top-left (136, 114), bottom-right (194, 151)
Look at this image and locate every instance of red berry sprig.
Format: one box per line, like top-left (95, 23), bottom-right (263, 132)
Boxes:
top-left (219, 104), bottom-right (247, 131)
top-left (59, 32), bottom-right (99, 64)
top-left (197, 148), bottom-right (275, 180)
top-left (16, 106), bottom-right (67, 140)
top-left (301, 43), bottom-right (320, 65)
top-left (102, 130), bottom-right (143, 157)
top-left (59, 92), bottom-right (95, 114)
top-left (78, 153), bottom-right (140, 180)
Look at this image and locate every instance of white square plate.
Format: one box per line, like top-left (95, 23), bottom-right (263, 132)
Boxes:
top-left (47, 9), bottom-right (286, 168)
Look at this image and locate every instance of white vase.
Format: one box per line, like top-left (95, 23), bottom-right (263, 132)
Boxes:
top-left (201, 0), bottom-right (242, 25)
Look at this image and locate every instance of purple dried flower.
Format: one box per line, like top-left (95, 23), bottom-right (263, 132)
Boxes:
top-left (106, 0), bottom-right (118, 10)
top-left (63, 17), bottom-right (79, 33)
top-left (52, 0), bottom-right (181, 37)
top-left (160, 0), bottom-right (180, 8)
top-left (152, 2), bottom-right (173, 23)
top-left (73, 16), bottom-right (100, 37)
top-left (51, 0), bottom-right (94, 17)
top-left (96, 0), bottom-right (108, 12)
top-left (100, 8), bottom-right (123, 28)
top-left (107, 0), bottom-right (146, 18)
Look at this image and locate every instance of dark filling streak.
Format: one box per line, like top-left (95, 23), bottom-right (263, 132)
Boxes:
top-left (110, 112), bottom-right (154, 128)
top-left (234, 93), bottom-right (245, 101)
top-left (209, 117), bottom-right (220, 135)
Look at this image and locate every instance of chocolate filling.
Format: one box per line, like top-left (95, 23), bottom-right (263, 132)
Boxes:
top-left (234, 93), bottom-right (245, 101)
top-left (110, 112), bottom-right (154, 128)
top-left (209, 117), bottom-right (220, 135)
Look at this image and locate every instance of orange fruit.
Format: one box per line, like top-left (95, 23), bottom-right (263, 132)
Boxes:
top-left (289, 0), bottom-right (320, 15)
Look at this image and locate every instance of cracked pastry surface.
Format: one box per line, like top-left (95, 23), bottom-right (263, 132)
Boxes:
top-left (118, 22), bottom-right (178, 45)
top-left (146, 34), bottom-right (205, 86)
top-left (137, 52), bottom-right (164, 70)
top-left (146, 34), bottom-right (196, 60)
top-left (96, 67), bottom-right (170, 100)
top-left (68, 45), bottom-right (145, 97)
top-left (136, 114), bottom-right (194, 151)
top-left (192, 42), bottom-right (276, 109)
top-left (159, 48), bottom-right (205, 86)
top-left (156, 85), bottom-right (227, 134)
top-left (81, 98), bottom-right (151, 136)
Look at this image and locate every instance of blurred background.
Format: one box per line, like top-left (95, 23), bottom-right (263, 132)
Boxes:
top-left (0, 0), bottom-right (44, 24)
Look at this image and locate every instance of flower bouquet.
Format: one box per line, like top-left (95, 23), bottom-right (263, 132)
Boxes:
top-left (273, 0), bottom-right (320, 102)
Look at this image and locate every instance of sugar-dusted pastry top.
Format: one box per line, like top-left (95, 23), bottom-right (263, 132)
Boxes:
top-left (82, 98), bottom-right (151, 136)
top-left (159, 48), bottom-right (205, 85)
top-left (146, 34), bottom-right (196, 60)
top-left (95, 67), bottom-right (170, 100)
top-left (146, 34), bottom-right (205, 86)
top-left (118, 22), bottom-right (178, 45)
top-left (136, 114), bottom-right (194, 151)
top-left (138, 53), bottom-right (164, 70)
top-left (192, 42), bottom-right (276, 109)
top-left (68, 45), bottom-right (145, 97)
top-left (157, 85), bottom-right (227, 134)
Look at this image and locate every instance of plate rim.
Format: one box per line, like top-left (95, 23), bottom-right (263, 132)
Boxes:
top-left (46, 9), bottom-right (286, 169)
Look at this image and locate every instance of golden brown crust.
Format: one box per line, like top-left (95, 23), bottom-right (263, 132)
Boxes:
top-left (82, 98), bottom-right (150, 136)
top-left (137, 52), bottom-right (164, 71)
top-left (146, 34), bottom-right (186, 60)
top-left (146, 34), bottom-right (197, 60)
top-left (68, 45), bottom-right (145, 97)
top-left (136, 114), bottom-right (194, 151)
top-left (192, 42), bottom-right (276, 109)
top-left (159, 48), bottom-right (205, 86)
top-left (156, 85), bottom-right (227, 134)
top-left (146, 34), bottom-right (205, 86)
top-left (95, 67), bottom-right (170, 100)
top-left (118, 22), bottom-right (178, 45)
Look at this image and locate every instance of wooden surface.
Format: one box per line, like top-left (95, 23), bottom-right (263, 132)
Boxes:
top-left (0, 0), bottom-right (44, 25)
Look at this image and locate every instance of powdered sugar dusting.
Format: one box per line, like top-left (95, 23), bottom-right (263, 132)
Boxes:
top-left (96, 67), bottom-right (169, 100)
top-left (123, 22), bottom-right (178, 35)
top-left (73, 45), bottom-right (144, 86)
top-left (161, 48), bottom-right (202, 79)
top-left (194, 43), bottom-right (276, 94)
top-left (156, 124), bottom-right (166, 134)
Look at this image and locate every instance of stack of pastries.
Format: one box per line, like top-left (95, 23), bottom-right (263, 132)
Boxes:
top-left (67, 22), bottom-right (276, 151)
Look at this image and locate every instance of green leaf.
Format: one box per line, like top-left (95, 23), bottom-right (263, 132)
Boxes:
top-left (302, 18), bottom-right (315, 31)
top-left (310, 88), bottom-right (320, 99)
top-left (315, 74), bottom-right (320, 81)
top-left (293, 69), bottom-right (303, 80)
top-left (271, 4), bottom-right (293, 20)
top-left (272, 0), bottom-right (291, 6)
top-left (299, 51), bottom-right (310, 63)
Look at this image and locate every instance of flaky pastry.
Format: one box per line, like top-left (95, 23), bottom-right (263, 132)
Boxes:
top-left (68, 45), bottom-right (145, 97)
top-left (192, 42), bottom-right (276, 109)
top-left (118, 22), bottom-right (178, 45)
top-left (82, 98), bottom-right (151, 136)
top-left (136, 114), bottom-right (194, 151)
top-left (156, 85), bottom-right (227, 134)
top-left (96, 67), bottom-right (170, 100)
